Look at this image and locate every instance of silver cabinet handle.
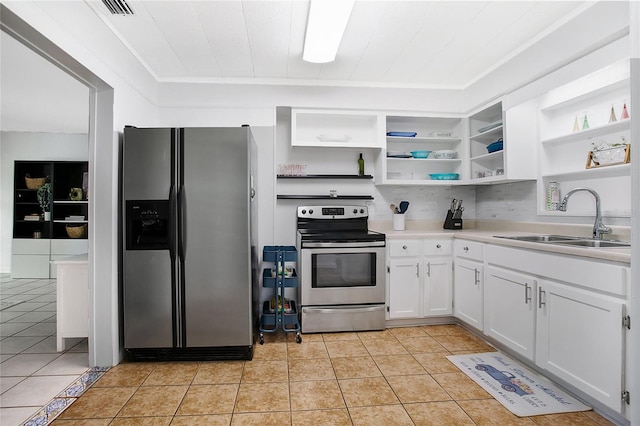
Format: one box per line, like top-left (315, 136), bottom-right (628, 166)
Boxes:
top-left (416, 263), bottom-right (419, 277)
top-left (524, 283), bottom-right (531, 304)
top-left (427, 262), bottom-right (431, 277)
top-left (538, 287), bottom-right (546, 308)
top-left (474, 268), bottom-right (479, 285)
top-left (436, 244), bottom-right (441, 249)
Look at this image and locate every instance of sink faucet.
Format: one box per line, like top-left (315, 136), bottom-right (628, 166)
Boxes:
top-left (558, 187), bottom-right (611, 240)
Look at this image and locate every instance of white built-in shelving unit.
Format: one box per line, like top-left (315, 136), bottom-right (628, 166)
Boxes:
top-left (537, 60), bottom-right (631, 217)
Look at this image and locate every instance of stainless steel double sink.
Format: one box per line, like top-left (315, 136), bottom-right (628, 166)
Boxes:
top-left (494, 235), bottom-right (630, 248)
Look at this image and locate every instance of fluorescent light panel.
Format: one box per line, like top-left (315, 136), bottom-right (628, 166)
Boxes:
top-left (303, 0), bottom-right (355, 63)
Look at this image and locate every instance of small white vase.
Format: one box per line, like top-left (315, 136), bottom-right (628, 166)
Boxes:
top-left (43, 211), bottom-right (51, 221)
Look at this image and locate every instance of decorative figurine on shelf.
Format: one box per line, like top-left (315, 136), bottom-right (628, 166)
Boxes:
top-left (37, 183), bottom-right (52, 221)
top-left (572, 116), bottom-right (580, 132)
top-left (620, 103), bottom-right (630, 120)
top-left (609, 105), bottom-right (617, 123)
top-left (582, 113), bottom-right (589, 130)
top-left (69, 187), bottom-right (83, 201)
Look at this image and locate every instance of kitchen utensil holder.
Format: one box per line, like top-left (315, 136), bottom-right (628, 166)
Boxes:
top-left (443, 210), bottom-right (462, 230)
top-left (392, 214), bottom-right (405, 231)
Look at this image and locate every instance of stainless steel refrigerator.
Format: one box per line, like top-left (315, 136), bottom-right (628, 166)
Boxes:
top-left (122, 126), bottom-right (258, 360)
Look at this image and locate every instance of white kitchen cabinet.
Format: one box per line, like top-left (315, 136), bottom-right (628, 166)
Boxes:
top-left (537, 60), bottom-right (631, 217)
top-left (11, 238), bottom-right (51, 278)
top-left (536, 279), bottom-right (625, 413)
top-left (468, 99), bottom-right (537, 184)
top-left (484, 243), bottom-right (629, 416)
top-left (453, 240), bottom-right (484, 330)
top-left (423, 257), bottom-right (453, 316)
top-left (454, 258), bottom-right (483, 330)
top-left (54, 255), bottom-right (89, 351)
top-left (484, 265), bottom-right (536, 360)
top-left (388, 257), bottom-right (421, 318)
top-left (291, 108), bottom-right (383, 148)
top-left (378, 114), bottom-right (465, 185)
top-left (387, 238), bottom-right (452, 319)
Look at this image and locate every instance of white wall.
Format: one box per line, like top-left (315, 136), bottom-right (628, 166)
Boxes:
top-left (0, 132), bottom-right (89, 273)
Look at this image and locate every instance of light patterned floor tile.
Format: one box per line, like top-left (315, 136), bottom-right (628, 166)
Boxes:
top-left (404, 401), bottom-right (476, 425)
top-left (386, 374), bottom-right (452, 403)
top-left (288, 357), bottom-right (336, 381)
top-left (291, 408), bottom-right (351, 426)
top-left (349, 404), bottom-right (414, 426)
top-left (457, 398), bottom-right (537, 425)
top-left (290, 380), bottom-right (345, 410)
top-left (338, 377), bottom-right (398, 407)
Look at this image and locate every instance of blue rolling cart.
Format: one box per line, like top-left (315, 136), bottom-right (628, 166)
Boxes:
top-left (259, 245), bottom-right (301, 344)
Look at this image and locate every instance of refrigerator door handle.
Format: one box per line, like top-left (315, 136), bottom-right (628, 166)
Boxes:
top-left (178, 186), bottom-right (186, 260)
top-left (169, 186), bottom-right (177, 261)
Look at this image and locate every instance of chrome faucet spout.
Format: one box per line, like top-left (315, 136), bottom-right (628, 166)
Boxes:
top-left (558, 187), bottom-right (611, 240)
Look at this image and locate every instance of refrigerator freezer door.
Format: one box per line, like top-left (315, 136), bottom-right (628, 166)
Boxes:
top-left (123, 127), bottom-right (176, 201)
top-left (181, 128), bottom-right (252, 347)
top-left (123, 127), bottom-right (178, 349)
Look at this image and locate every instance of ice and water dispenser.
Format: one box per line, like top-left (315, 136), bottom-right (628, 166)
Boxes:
top-left (126, 200), bottom-right (170, 250)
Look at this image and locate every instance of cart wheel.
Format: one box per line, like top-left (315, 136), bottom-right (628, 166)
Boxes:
top-left (259, 333), bottom-right (264, 345)
top-left (296, 333), bottom-right (302, 344)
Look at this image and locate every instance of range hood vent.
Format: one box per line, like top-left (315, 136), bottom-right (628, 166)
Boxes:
top-left (102, 0), bottom-right (134, 15)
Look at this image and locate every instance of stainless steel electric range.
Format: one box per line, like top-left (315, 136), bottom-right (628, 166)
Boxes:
top-left (296, 205), bottom-right (386, 333)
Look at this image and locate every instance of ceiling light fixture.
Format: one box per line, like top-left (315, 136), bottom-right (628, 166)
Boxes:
top-left (303, 0), bottom-right (355, 63)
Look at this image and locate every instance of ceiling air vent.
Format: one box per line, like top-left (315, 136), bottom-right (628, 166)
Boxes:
top-left (101, 0), bottom-right (134, 15)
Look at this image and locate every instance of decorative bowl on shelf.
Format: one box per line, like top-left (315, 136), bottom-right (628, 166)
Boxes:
top-left (432, 150), bottom-right (457, 159)
top-left (410, 150), bottom-right (431, 158)
top-left (429, 173), bottom-right (460, 180)
top-left (25, 174), bottom-right (49, 190)
top-left (66, 224), bottom-right (87, 238)
top-left (487, 139), bottom-right (504, 153)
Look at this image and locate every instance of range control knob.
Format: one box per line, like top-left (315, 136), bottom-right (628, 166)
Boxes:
top-left (309, 209), bottom-right (314, 215)
top-left (301, 209), bottom-right (307, 215)
top-left (360, 209), bottom-right (365, 214)
top-left (353, 209), bottom-right (358, 214)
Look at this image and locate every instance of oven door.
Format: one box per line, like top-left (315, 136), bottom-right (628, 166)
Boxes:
top-left (300, 245), bottom-right (385, 306)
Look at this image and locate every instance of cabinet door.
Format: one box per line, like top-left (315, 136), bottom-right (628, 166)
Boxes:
top-left (536, 279), bottom-right (624, 412)
top-left (485, 266), bottom-right (536, 360)
top-left (388, 258), bottom-right (421, 319)
top-left (454, 258), bottom-right (483, 330)
top-left (423, 258), bottom-right (452, 316)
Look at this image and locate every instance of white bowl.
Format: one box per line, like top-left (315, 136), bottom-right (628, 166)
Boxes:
top-left (432, 150), bottom-right (457, 159)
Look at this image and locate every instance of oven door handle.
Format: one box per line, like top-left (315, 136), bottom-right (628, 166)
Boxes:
top-left (302, 306), bottom-right (384, 314)
top-left (301, 241), bottom-right (386, 248)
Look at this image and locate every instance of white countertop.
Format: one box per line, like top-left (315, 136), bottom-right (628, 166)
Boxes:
top-left (370, 220), bottom-right (631, 264)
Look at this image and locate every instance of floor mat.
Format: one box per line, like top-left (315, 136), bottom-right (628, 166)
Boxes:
top-left (447, 352), bottom-right (591, 417)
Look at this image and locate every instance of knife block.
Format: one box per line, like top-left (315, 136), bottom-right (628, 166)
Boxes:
top-left (443, 210), bottom-right (462, 230)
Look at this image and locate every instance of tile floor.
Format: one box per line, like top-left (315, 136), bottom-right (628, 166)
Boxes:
top-left (1, 274), bottom-right (614, 425)
top-left (0, 274), bottom-right (90, 426)
top-left (52, 326), bottom-right (612, 425)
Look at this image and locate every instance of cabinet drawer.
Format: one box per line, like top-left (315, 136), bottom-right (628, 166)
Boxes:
top-left (388, 240), bottom-right (421, 257)
top-left (12, 238), bottom-right (50, 254)
top-left (423, 239), bottom-right (452, 256)
top-left (51, 239), bottom-right (88, 255)
top-left (454, 240), bottom-right (484, 261)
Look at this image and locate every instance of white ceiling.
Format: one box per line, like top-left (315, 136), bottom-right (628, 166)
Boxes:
top-left (34, 0), bottom-right (590, 89)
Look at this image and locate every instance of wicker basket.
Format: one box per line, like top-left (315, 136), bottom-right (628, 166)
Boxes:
top-left (25, 175), bottom-right (49, 190)
top-left (66, 224), bottom-right (87, 239)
